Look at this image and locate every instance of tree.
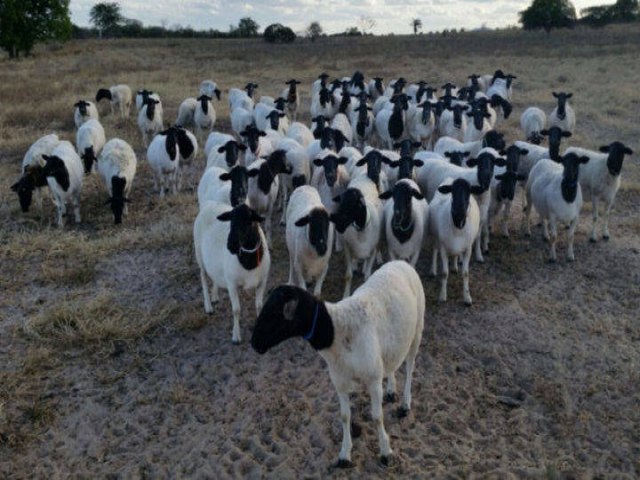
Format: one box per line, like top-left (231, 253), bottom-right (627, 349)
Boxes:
top-left (519, 0), bottom-right (577, 32)
top-left (264, 23), bottom-right (295, 43)
top-left (358, 15), bottom-right (376, 35)
top-left (306, 21), bottom-right (323, 42)
top-left (89, 2), bottom-right (123, 38)
top-left (581, 0), bottom-right (639, 26)
top-left (0, 0), bottom-right (72, 58)
top-left (411, 18), bottom-right (423, 35)
top-left (236, 17), bottom-right (260, 37)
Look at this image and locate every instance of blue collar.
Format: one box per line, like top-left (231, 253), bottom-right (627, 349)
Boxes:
top-left (304, 303), bottom-right (320, 341)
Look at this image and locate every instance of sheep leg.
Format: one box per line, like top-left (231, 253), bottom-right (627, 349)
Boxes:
top-left (603, 193), bottom-right (616, 240)
top-left (438, 248), bottom-right (449, 303)
top-left (336, 391), bottom-right (354, 466)
top-left (501, 201), bottom-right (512, 238)
top-left (430, 247), bottom-right (438, 277)
top-left (542, 219), bottom-right (550, 242)
top-left (523, 188), bottom-right (532, 236)
top-left (266, 205), bottom-right (274, 247)
top-left (589, 196), bottom-right (599, 242)
top-left (474, 235), bottom-right (484, 263)
top-left (399, 334), bottom-right (420, 417)
top-left (199, 268), bottom-right (213, 314)
top-left (384, 375), bottom-right (397, 403)
top-left (548, 217), bottom-right (558, 263)
top-left (255, 278), bottom-right (267, 316)
top-left (313, 262), bottom-right (330, 297)
top-left (462, 247), bottom-right (473, 306)
top-left (363, 254), bottom-right (375, 280)
top-left (335, 233), bottom-right (343, 253)
top-left (342, 248), bottom-right (354, 300)
top-left (481, 220), bottom-right (490, 254)
top-left (369, 381), bottom-right (393, 464)
top-left (567, 216), bottom-right (578, 262)
top-left (409, 248), bottom-right (420, 267)
top-left (228, 285), bottom-right (242, 344)
top-left (57, 200), bottom-right (66, 227)
top-left (287, 253), bottom-right (295, 285)
top-left (72, 193), bottom-right (81, 224)
top-left (452, 255), bottom-right (459, 273)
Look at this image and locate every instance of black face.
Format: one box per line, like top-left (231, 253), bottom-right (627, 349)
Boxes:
top-left (495, 171), bottom-right (525, 201)
top-left (438, 178), bottom-right (482, 229)
top-left (503, 145), bottom-right (528, 172)
top-left (541, 126), bottom-right (571, 161)
top-left (561, 152), bottom-right (589, 188)
top-left (267, 110), bottom-right (284, 130)
top-left (381, 182), bottom-right (423, 230)
top-left (81, 146), bottom-right (97, 174)
top-left (138, 89), bottom-right (152, 105)
top-left (313, 154), bottom-right (345, 187)
top-left (312, 115), bottom-right (327, 139)
top-left (292, 174), bottom-right (306, 189)
top-left (75, 100), bottom-right (89, 116)
top-left (266, 149), bottom-right (291, 176)
top-left (11, 176), bottom-right (34, 212)
top-left (483, 130), bottom-right (506, 152)
top-left (274, 97), bottom-right (287, 111)
top-left (197, 95), bottom-right (210, 115)
top-left (491, 69), bottom-right (505, 84)
top-left (469, 106), bottom-right (488, 130)
top-left (451, 104), bottom-right (468, 128)
top-left (441, 82), bottom-right (456, 96)
top-left (144, 98), bottom-right (159, 120)
top-left (241, 125), bottom-right (266, 153)
top-left (392, 78), bottom-right (406, 94)
top-left (553, 91), bottom-right (572, 117)
top-left (468, 74), bottom-right (480, 88)
top-left (338, 93), bottom-right (350, 114)
top-left (319, 127), bottom-right (334, 150)
top-left (319, 88), bottom-right (332, 107)
top-left (332, 130), bottom-right (348, 152)
top-left (330, 188), bottom-right (366, 233)
top-left (174, 127), bottom-right (194, 159)
top-left (296, 208), bottom-right (330, 256)
top-left (418, 102), bottom-right (432, 125)
top-left (42, 155), bottom-right (70, 191)
top-left (220, 165), bottom-right (252, 207)
top-left (600, 141), bottom-right (633, 176)
top-left (110, 176), bottom-right (127, 224)
top-left (467, 151), bottom-right (505, 191)
top-left (217, 203), bottom-right (264, 255)
top-left (374, 77), bottom-right (384, 95)
top-left (218, 140), bottom-right (247, 167)
top-left (444, 150), bottom-right (470, 167)
top-left (506, 74), bottom-right (517, 89)
top-left (96, 88), bottom-right (111, 102)
top-left (394, 139), bottom-right (421, 158)
top-left (356, 151), bottom-right (384, 187)
top-left (245, 83), bottom-right (258, 97)
top-left (397, 156), bottom-right (423, 180)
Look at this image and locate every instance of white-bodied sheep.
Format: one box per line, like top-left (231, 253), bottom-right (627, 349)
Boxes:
top-left (194, 95), bottom-right (216, 144)
top-left (276, 138), bottom-right (311, 225)
top-left (206, 139), bottom-right (247, 171)
top-left (524, 153), bottom-right (589, 262)
top-left (137, 97), bottom-right (163, 147)
top-left (565, 142), bottom-right (633, 242)
top-left (434, 130), bottom-right (506, 159)
top-left (254, 102), bottom-right (288, 136)
top-left (310, 87), bottom-right (338, 120)
top-left (375, 94), bottom-right (409, 149)
top-left (135, 90), bottom-right (161, 112)
top-left (331, 112), bottom-right (353, 146)
top-left (41, 141), bottom-right (84, 227)
top-left (147, 127), bottom-right (183, 197)
top-left (73, 100), bottom-right (99, 128)
top-left (76, 118), bottom-right (106, 174)
top-left (438, 103), bottom-right (469, 141)
top-left (197, 164), bottom-right (255, 208)
top-left (95, 84), bottom-right (133, 118)
top-left (98, 138), bottom-right (137, 224)
top-left (251, 260), bottom-right (425, 467)
top-left (194, 202), bottom-right (271, 344)
top-left (380, 179), bottom-right (429, 266)
top-left (286, 122), bottom-right (315, 148)
top-left (228, 83), bottom-right (258, 111)
top-left (429, 177), bottom-right (483, 305)
top-left (548, 91), bottom-right (576, 133)
top-left (175, 97), bottom-right (198, 128)
top-left (406, 102), bottom-right (436, 149)
top-left (231, 107), bottom-right (255, 139)
top-left (520, 107), bottom-right (546, 144)
top-left (199, 80), bottom-right (221, 100)
top-left (310, 151), bottom-right (350, 213)
top-left (282, 79), bottom-right (301, 121)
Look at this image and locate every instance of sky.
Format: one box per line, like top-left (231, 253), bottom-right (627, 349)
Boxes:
top-left (70, 0), bottom-right (608, 35)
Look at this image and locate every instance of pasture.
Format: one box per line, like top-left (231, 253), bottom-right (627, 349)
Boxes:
top-left (1, 24), bottom-right (639, 477)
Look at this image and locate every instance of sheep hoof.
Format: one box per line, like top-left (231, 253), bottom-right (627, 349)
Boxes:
top-left (396, 406), bottom-right (409, 418)
top-left (567, 256), bottom-right (575, 263)
top-left (603, 235), bottom-right (610, 241)
top-left (379, 455), bottom-right (396, 468)
top-left (232, 339), bottom-right (241, 345)
top-left (524, 232), bottom-right (531, 238)
top-left (384, 392), bottom-right (398, 403)
top-left (589, 237), bottom-right (597, 243)
top-left (464, 300), bottom-right (473, 307)
top-left (547, 258), bottom-right (557, 264)
top-left (334, 459), bottom-right (354, 469)
top-left (350, 421), bottom-right (362, 438)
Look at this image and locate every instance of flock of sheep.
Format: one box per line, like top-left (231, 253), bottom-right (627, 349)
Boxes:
top-left (9, 69), bottom-right (634, 468)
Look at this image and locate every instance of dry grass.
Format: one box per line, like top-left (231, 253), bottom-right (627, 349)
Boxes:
top-left (1, 23), bottom-right (639, 477)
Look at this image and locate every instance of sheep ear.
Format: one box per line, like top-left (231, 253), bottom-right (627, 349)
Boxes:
top-left (217, 145), bottom-right (226, 153)
top-left (494, 157), bottom-right (507, 167)
top-left (248, 169), bottom-right (260, 177)
top-left (412, 189), bottom-right (424, 200)
top-left (413, 141), bottom-right (421, 148)
top-left (338, 156), bottom-right (349, 165)
top-left (470, 185), bottom-right (485, 195)
top-left (239, 129), bottom-right (248, 136)
top-left (580, 156), bottom-right (590, 164)
top-left (520, 148), bottom-right (529, 156)
top-left (540, 129), bottom-right (549, 136)
top-left (466, 112), bottom-right (473, 117)
top-left (552, 92), bottom-right (558, 98)
top-left (313, 158), bottom-right (324, 167)
top-left (294, 215), bottom-right (311, 227)
top-left (624, 147), bottom-right (633, 155)
top-left (562, 131), bottom-right (572, 138)
top-left (279, 112), bottom-right (286, 117)
top-left (219, 173), bottom-right (231, 181)
top-left (238, 144), bottom-right (247, 151)
top-left (413, 159), bottom-right (424, 167)
top-left (438, 185), bottom-right (452, 194)
top-left (495, 173), bottom-right (506, 181)
top-left (382, 156), bottom-right (395, 166)
top-left (355, 158), bottom-right (367, 166)
top-left (217, 211), bottom-right (233, 221)
top-left (444, 152), bottom-right (452, 158)
top-left (379, 190), bottom-right (393, 200)
top-left (464, 151), bottom-right (471, 157)
top-left (11, 181), bottom-right (20, 192)
top-left (251, 211), bottom-right (265, 222)
top-left (332, 194), bottom-right (341, 203)
top-left (566, 93), bottom-right (573, 98)
top-left (599, 145), bottom-right (610, 153)
top-left (466, 157), bottom-right (478, 167)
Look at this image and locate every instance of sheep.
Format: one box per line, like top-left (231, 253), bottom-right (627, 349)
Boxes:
top-left (95, 84), bottom-right (133, 118)
top-left (175, 97), bottom-right (198, 128)
top-left (366, 77), bottom-right (386, 101)
top-left (241, 125), bottom-right (275, 165)
top-left (350, 98), bottom-right (374, 150)
top-left (41, 141), bottom-right (84, 227)
top-left (379, 179), bottom-right (429, 266)
top-left (524, 153), bottom-right (590, 262)
top-left (282, 79), bottom-right (301, 121)
top-left (406, 101), bottom-right (436, 149)
top-left (199, 80), bottom-right (221, 100)
top-left (350, 149), bottom-right (391, 193)
top-left (73, 100), bottom-right (99, 128)
top-left (194, 95), bottom-right (216, 144)
top-left (375, 93), bottom-right (409, 149)
top-left (520, 107), bottom-right (547, 144)
top-left (307, 128), bottom-right (350, 164)
top-left (76, 118), bottom-right (106, 174)
top-left (204, 131), bottom-right (234, 160)
top-left (174, 126), bottom-right (198, 165)
top-left (11, 134), bottom-right (60, 213)
top-left (488, 145), bottom-right (528, 238)
top-left (247, 150), bottom-right (292, 244)
top-left (228, 83), bottom-right (258, 111)
top-left (137, 97), bottom-right (163, 147)
top-left (135, 90), bottom-right (161, 112)
top-left (254, 102), bottom-right (288, 136)
top-left (276, 138), bottom-right (311, 224)
top-left (231, 107), bottom-right (255, 139)
top-left (251, 260), bottom-right (425, 468)
top-left (564, 141), bottom-right (634, 242)
top-left (147, 127), bottom-right (183, 197)
top-left (438, 103), bottom-right (469, 141)
top-left (464, 103), bottom-right (492, 143)
top-left (285, 186), bottom-right (334, 295)
top-left (331, 112), bottom-right (353, 146)
top-left (98, 138), bottom-right (137, 224)
top-left (486, 73), bottom-right (516, 102)
top-left (435, 130), bottom-right (506, 159)
top-left (207, 139), bottom-right (247, 171)
top-left (194, 202), bottom-right (270, 344)
top-left (310, 87), bottom-right (337, 120)
top-left (198, 165), bottom-right (255, 208)
top-left (310, 151), bottom-right (350, 213)
top-left (311, 72), bottom-right (331, 97)
top-left (383, 77), bottom-right (408, 98)
top-left (286, 122), bottom-right (314, 148)
top-left (429, 178), bottom-right (483, 304)
top-left (548, 91), bottom-right (576, 133)
top-left (330, 175), bottom-right (383, 299)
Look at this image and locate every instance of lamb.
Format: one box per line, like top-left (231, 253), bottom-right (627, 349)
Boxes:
top-left (524, 153), bottom-right (590, 262)
top-left (548, 92), bottom-right (576, 133)
top-left (194, 202), bottom-right (270, 344)
top-left (11, 134), bottom-right (60, 213)
top-left (137, 97), bottom-right (163, 147)
top-left (428, 178), bottom-right (483, 305)
top-left (520, 107), bottom-right (547, 144)
top-left (135, 90), bottom-right (161, 112)
top-left (175, 97), bottom-right (198, 128)
top-left (330, 175), bottom-right (383, 299)
top-left (282, 79), bottom-right (301, 121)
top-left (285, 186), bottom-right (334, 295)
top-left (98, 138), bottom-right (137, 224)
top-left (76, 118), bottom-right (106, 174)
top-left (251, 260), bottom-right (425, 468)
top-left (199, 80), bottom-right (221, 100)
top-left (375, 93), bottom-right (409, 149)
top-left (95, 84), bottom-right (133, 118)
top-left (194, 95), bottom-right (216, 144)
top-left (147, 127), bottom-right (183, 197)
top-left (73, 100), bottom-right (99, 128)
top-left (564, 141), bottom-right (633, 242)
top-left (197, 165), bottom-right (255, 208)
top-left (380, 179), bottom-right (429, 266)
top-left (434, 130), bottom-right (506, 159)
top-left (41, 141), bottom-right (84, 227)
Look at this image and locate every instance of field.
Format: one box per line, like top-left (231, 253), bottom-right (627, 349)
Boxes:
top-left (1, 24), bottom-right (639, 478)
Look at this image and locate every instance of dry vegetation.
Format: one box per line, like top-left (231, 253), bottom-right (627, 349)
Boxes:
top-left (1, 24), bottom-right (639, 477)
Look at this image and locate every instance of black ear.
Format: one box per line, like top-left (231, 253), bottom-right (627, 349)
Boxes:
top-left (338, 156), bottom-right (349, 165)
top-left (332, 194), bottom-right (341, 203)
top-left (217, 145), bottom-right (226, 153)
top-left (355, 158), bottom-right (367, 166)
top-left (217, 211), bottom-right (233, 221)
top-left (438, 185), bottom-right (453, 194)
top-left (259, 131), bottom-right (267, 137)
top-left (412, 189), bottom-right (424, 200)
top-left (11, 181), bottom-right (19, 192)
top-left (313, 158), bottom-right (324, 167)
top-left (466, 157), bottom-right (478, 167)
top-left (495, 173), bottom-right (506, 181)
top-left (219, 173), bottom-right (231, 181)
top-left (248, 169), bottom-right (260, 177)
top-left (566, 93), bottom-right (573, 98)
top-left (413, 159), bottom-right (424, 167)
top-left (599, 145), bottom-right (609, 153)
top-left (562, 131), bottom-right (572, 138)
top-left (329, 213), bottom-right (338, 223)
top-left (466, 112), bottom-right (473, 117)
top-left (239, 129), bottom-right (248, 136)
top-left (238, 144), bottom-right (247, 151)
top-left (470, 185), bottom-right (485, 195)
top-left (624, 147), bottom-right (633, 155)
top-left (540, 129), bottom-right (549, 136)
top-left (444, 152), bottom-right (452, 158)
top-left (279, 112), bottom-right (286, 117)
top-left (251, 211), bottom-right (265, 222)
top-left (552, 92), bottom-right (558, 98)
top-left (494, 157), bottom-right (507, 167)
top-left (580, 156), bottom-right (590, 164)
top-left (464, 151), bottom-right (471, 157)
top-left (379, 190), bottom-right (393, 200)
top-left (520, 148), bottom-right (529, 156)
top-left (42, 154), bottom-right (51, 162)
top-left (294, 215), bottom-right (311, 227)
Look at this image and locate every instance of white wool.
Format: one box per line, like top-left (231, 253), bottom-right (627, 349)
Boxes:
top-left (230, 107), bottom-right (254, 138)
top-left (197, 166), bottom-right (231, 208)
top-left (46, 141), bottom-right (84, 227)
top-left (176, 97), bottom-right (198, 128)
top-left (137, 101), bottom-right (163, 147)
top-left (76, 119), bottom-right (106, 172)
top-left (286, 122), bottom-right (314, 148)
top-left (147, 132), bottom-right (180, 197)
top-left (194, 97), bottom-right (216, 143)
top-left (73, 101), bottom-right (99, 128)
top-left (520, 107), bottom-right (546, 143)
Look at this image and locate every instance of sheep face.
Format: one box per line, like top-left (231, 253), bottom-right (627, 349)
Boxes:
top-left (244, 83), bottom-right (258, 98)
top-left (600, 141), bottom-right (633, 176)
top-left (295, 207), bottom-right (331, 256)
top-left (495, 171), bottom-right (527, 201)
top-left (504, 145), bottom-right (529, 172)
top-left (75, 100), bottom-right (90, 116)
top-left (313, 155), bottom-right (347, 188)
top-left (42, 155), bottom-right (70, 191)
top-left (319, 88), bottom-right (333, 108)
top-left (444, 150), bottom-right (471, 167)
top-left (541, 126), bottom-right (571, 161)
top-left (144, 98), bottom-right (160, 121)
top-left (395, 157), bottom-right (424, 181)
top-left (373, 77), bottom-right (384, 95)
top-left (220, 165), bottom-right (255, 207)
top-left (217, 141), bottom-right (247, 168)
top-left (266, 110), bottom-right (285, 130)
top-left (240, 126), bottom-right (266, 154)
top-left (468, 106), bottom-right (491, 130)
top-left (356, 151), bottom-right (385, 187)
top-left (274, 97), bottom-right (287, 112)
top-left (11, 176), bottom-right (35, 212)
top-left (560, 153), bottom-right (590, 202)
top-left (467, 151), bottom-right (506, 192)
top-left (217, 204), bottom-right (264, 255)
top-left (95, 88), bottom-right (112, 103)
top-left (483, 130), bottom-right (506, 152)
top-left (312, 115), bottom-right (328, 139)
top-left (380, 182), bottom-right (423, 232)
top-left (197, 95), bottom-right (211, 115)
top-left (449, 104), bottom-right (469, 128)
top-left (438, 178), bottom-right (484, 229)
top-left (552, 92), bottom-right (573, 118)
top-left (330, 188), bottom-right (367, 234)
top-left (394, 139), bottom-right (421, 159)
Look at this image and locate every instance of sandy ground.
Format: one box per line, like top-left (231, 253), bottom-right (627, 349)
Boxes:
top-left (1, 30), bottom-right (640, 478)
